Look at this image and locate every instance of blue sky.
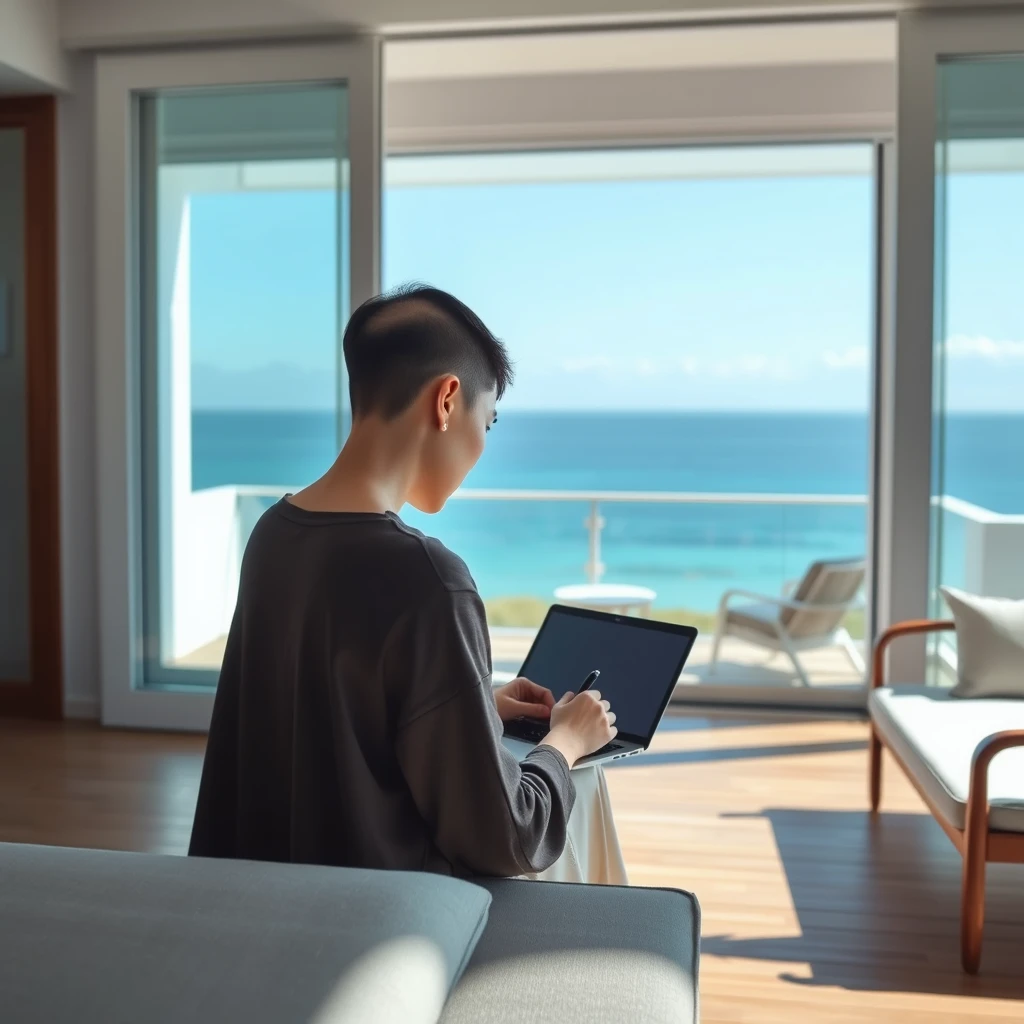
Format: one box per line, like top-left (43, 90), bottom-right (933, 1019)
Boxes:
top-left (188, 159), bottom-right (1024, 413)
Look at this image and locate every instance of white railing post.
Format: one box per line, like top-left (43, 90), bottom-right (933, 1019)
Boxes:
top-left (584, 499), bottom-right (606, 583)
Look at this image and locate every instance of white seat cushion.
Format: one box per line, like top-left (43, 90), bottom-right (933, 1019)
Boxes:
top-left (726, 602), bottom-right (780, 638)
top-left (870, 686), bottom-right (1024, 833)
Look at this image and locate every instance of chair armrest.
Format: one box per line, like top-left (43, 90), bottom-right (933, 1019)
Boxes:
top-left (966, 730), bottom-right (1024, 841)
top-left (718, 589), bottom-right (863, 616)
top-left (870, 619), bottom-right (955, 690)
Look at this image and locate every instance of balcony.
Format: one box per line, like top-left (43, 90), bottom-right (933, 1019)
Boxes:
top-left (163, 488), bottom-right (1024, 699)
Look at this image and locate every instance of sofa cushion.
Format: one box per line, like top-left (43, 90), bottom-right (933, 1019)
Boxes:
top-left (441, 878), bottom-right (700, 1024)
top-left (941, 586), bottom-right (1024, 698)
top-left (869, 686), bottom-right (1024, 832)
top-left (0, 843), bottom-right (490, 1024)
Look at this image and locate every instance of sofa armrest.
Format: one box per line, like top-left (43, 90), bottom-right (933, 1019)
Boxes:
top-left (871, 619), bottom-right (956, 690)
top-left (966, 730), bottom-right (1024, 837)
top-left (445, 879), bottom-right (700, 1024)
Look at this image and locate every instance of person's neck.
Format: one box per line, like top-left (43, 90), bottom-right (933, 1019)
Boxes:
top-left (288, 419), bottom-right (420, 514)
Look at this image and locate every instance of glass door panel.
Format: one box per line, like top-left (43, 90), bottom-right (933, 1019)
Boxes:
top-left (0, 126), bottom-right (30, 682)
top-left (929, 55), bottom-right (1024, 683)
top-left (385, 143), bottom-right (877, 706)
top-left (140, 84), bottom-right (350, 686)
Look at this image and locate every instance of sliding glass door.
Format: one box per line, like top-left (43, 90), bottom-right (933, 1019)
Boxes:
top-left (96, 42), bottom-right (381, 728)
top-left (929, 53), bottom-right (1024, 681)
top-left (385, 143), bottom-right (878, 706)
top-left (890, 10), bottom-right (1024, 685)
top-left (138, 84), bottom-right (350, 686)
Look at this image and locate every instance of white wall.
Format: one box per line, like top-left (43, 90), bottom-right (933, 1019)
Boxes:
top-left (58, 53), bottom-right (100, 718)
top-left (0, 0), bottom-right (66, 89)
top-left (56, 0), bottom-right (1024, 48)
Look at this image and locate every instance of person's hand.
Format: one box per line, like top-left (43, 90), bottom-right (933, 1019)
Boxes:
top-left (540, 690), bottom-right (617, 767)
top-left (494, 677), bottom-right (556, 723)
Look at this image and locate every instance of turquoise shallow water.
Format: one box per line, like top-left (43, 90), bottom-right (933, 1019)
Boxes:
top-left (193, 410), bottom-right (1024, 611)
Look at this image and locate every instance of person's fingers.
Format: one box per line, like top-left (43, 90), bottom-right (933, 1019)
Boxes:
top-left (556, 691), bottom-right (574, 706)
top-left (606, 711), bottom-right (617, 725)
top-left (507, 700), bottom-right (551, 719)
top-left (522, 680), bottom-right (556, 706)
top-left (587, 689), bottom-right (601, 703)
top-left (600, 699), bottom-right (611, 712)
top-left (609, 725), bottom-right (618, 738)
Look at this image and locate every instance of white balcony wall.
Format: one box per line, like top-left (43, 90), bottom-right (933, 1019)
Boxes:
top-left (157, 168), bottom-right (247, 661)
top-left (942, 497), bottom-right (1024, 601)
top-left (172, 487), bottom-right (241, 660)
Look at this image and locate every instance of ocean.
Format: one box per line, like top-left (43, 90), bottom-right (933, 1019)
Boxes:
top-left (193, 410), bottom-right (1024, 613)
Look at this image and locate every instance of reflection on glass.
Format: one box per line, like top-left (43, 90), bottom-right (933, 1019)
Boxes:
top-left (140, 84), bottom-right (349, 683)
top-left (930, 57), bottom-right (1024, 683)
top-left (0, 128), bottom-right (30, 681)
top-left (385, 144), bottom-right (874, 691)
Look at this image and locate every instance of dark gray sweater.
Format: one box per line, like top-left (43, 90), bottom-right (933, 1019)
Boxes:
top-left (188, 499), bottom-right (575, 877)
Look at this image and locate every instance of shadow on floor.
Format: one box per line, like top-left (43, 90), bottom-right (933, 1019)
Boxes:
top-left (679, 650), bottom-right (864, 690)
top-left (657, 709), bottom-right (864, 734)
top-left (612, 739), bottom-right (867, 768)
top-left (702, 808), bottom-right (1024, 998)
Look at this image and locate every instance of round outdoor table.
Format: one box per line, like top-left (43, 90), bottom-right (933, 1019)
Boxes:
top-left (553, 583), bottom-right (657, 617)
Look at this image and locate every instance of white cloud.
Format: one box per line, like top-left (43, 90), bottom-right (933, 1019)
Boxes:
top-left (709, 355), bottom-right (794, 380)
top-left (823, 346), bottom-right (869, 370)
top-left (944, 335), bottom-right (1024, 361)
top-left (561, 355), bottom-right (663, 375)
top-left (192, 361), bottom-right (335, 410)
top-left (561, 355), bottom-right (616, 373)
top-left (561, 352), bottom-right (799, 381)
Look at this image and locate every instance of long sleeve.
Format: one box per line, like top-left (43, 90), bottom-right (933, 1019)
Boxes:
top-left (390, 589), bottom-right (576, 877)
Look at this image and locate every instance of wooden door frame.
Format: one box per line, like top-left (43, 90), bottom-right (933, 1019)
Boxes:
top-left (0, 96), bottom-right (62, 719)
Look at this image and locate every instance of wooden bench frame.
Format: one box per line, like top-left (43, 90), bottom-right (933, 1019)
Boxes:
top-left (869, 620), bottom-right (1024, 973)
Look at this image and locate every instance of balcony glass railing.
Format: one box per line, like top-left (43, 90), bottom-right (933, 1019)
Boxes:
top-left (233, 486), bottom-right (867, 623)
top-left (165, 487), bottom-right (1024, 692)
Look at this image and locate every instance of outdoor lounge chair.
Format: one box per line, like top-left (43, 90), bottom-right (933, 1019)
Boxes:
top-left (708, 557), bottom-right (866, 686)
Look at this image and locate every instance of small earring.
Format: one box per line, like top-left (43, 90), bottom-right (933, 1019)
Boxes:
top-left (442, 422), bottom-right (448, 432)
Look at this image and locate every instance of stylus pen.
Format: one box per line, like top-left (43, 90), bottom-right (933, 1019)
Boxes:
top-left (578, 670), bottom-right (601, 693)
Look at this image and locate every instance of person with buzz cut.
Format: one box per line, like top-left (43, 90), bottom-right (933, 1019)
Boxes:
top-left (189, 284), bottom-right (617, 877)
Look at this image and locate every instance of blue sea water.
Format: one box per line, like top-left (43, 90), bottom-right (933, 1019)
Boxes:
top-left (192, 410), bottom-right (1024, 611)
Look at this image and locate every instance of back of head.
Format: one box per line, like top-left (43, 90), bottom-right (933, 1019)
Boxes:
top-left (343, 284), bottom-right (514, 419)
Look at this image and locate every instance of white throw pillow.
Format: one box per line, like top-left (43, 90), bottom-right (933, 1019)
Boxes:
top-left (941, 586), bottom-right (1024, 699)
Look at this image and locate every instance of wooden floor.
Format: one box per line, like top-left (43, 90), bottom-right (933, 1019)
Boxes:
top-left (1, 712), bottom-right (1022, 1021)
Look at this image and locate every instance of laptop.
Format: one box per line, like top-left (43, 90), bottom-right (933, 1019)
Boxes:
top-left (501, 604), bottom-right (698, 768)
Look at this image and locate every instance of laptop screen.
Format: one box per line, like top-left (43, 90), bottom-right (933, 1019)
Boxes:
top-left (517, 606), bottom-right (697, 742)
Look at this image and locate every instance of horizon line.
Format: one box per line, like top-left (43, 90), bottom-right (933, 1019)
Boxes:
top-left (190, 406), bottom-right (1024, 416)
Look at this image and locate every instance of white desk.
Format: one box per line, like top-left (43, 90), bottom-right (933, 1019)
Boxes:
top-left (554, 583), bottom-right (657, 617)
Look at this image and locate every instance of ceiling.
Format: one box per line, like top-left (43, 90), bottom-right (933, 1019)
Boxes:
top-left (54, 0), bottom-right (1024, 50)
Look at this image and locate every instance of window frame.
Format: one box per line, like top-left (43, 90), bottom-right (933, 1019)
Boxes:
top-left (382, 136), bottom-right (886, 711)
top-left (95, 40), bottom-right (382, 729)
top-left (877, 10), bottom-right (1024, 685)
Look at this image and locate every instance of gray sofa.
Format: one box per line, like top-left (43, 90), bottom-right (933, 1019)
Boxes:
top-left (0, 843), bottom-right (700, 1023)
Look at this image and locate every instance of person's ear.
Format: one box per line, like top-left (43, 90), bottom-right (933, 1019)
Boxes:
top-left (434, 375), bottom-right (461, 432)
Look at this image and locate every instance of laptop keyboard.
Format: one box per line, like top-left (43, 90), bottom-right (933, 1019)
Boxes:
top-left (507, 718), bottom-right (623, 757)
top-left (507, 718), bottom-right (550, 744)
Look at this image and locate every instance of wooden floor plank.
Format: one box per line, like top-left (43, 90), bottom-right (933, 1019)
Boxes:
top-left (1, 711), bottom-right (1022, 1019)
